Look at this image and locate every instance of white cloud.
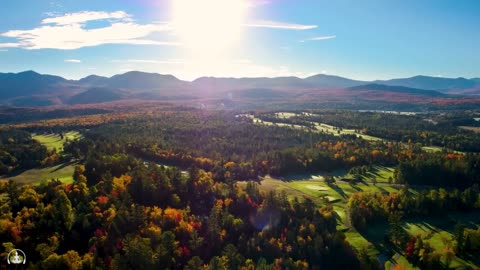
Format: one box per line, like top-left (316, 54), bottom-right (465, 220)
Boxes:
top-left (0, 10), bottom-right (322, 50)
top-left (0, 11), bottom-right (178, 50)
top-left (0, 42), bottom-right (20, 48)
top-left (244, 20), bottom-right (317, 30)
top-left (42, 11), bottom-right (131, 25)
top-left (65, 59), bottom-right (81, 63)
top-left (302, 35), bottom-right (336, 42)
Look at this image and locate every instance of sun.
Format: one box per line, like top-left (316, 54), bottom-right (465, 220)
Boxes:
top-left (171, 0), bottom-right (248, 59)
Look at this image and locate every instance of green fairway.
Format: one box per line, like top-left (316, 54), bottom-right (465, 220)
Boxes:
top-left (403, 216), bottom-right (480, 269)
top-left (422, 146), bottom-right (464, 154)
top-left (241, 176), bottom-right (479, 269)
top-left (244, 176), bottom-right (400, 211)
top-left (307, 121), bottom-right (382, 141)
top-left (1, 163), bottom-right (76, 185)
top-left (243, 177), bottom-right (391, 265)
top-left (33, 131), bottom-right (81, 152)
top-left (0, 131), bottom-right (81, 185)
top-left (343, 165), bottom-right (395, 184)
top-left (275, 112), bottom-right (297, 119)
top-left (362, 214), bottom-right (480, 269)
top-left (344, 230), bottom-right (379, 256)
top-left (240, 113), bottom-right (384, 141)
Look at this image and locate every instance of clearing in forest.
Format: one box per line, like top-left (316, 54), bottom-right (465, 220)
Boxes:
top-left (1, 162), bottom-right (76, 185)
top-left (33, 131), bottom-right (81, 152)
top-left (243, 176), bottom-right (479, 269)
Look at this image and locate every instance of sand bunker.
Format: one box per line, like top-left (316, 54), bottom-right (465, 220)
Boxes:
top-left (306, 185), bottom-right (328, 191)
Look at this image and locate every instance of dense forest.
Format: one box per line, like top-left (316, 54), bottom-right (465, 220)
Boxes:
top-left (348, 186), bottom-right (480, 269)
top-left (58, 111), bottom-right (480, 187)
top-left (1, 163), bottom-right (360, 269)
top-left (257, 111), bottom-right (480, 152)
top-left (1, 108), bottom-right (480, 269)
top-left (0, 130), bottom-right (49, 175)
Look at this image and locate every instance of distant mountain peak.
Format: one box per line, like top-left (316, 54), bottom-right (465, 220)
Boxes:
top-left (303, 73), bottom-right (366, 88)
top-left (0, 70), bottom-right (68, 100)
top-left (82, 74), bottom-right (108, 79)
top-left (18, 70), bottom-right (39, 75)
top-left (306, 73), bottom-right (345, 79)
top-left (115, 70), bottom-right (179, 80)
top-left (78, 75), bottom-right (110, 86)
top-left (375, 75), bottom-right (475, 91)
top-left (349, 83), bottom-right (446, 97)
top-left (1, 70), bottom-right (479, 107)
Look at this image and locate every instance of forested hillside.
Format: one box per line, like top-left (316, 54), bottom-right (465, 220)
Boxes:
top-left (1, 108), bottom-right (480, 269)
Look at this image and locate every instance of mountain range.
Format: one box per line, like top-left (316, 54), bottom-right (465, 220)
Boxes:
top-left (0, 70), bottom-right (479, 107)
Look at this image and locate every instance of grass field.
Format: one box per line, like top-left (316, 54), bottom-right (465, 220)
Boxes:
top-left (363, 213), bottom-right (480, 270)
top-left (275, 112), bottom-right (297, 119)
top-left (32, 131), bottom-right (81, 152)
top-left (422, 146), bottom-right (465, 155)
top-left (238, 177), bottom-right (393, 264)
top-left (344, 230), bottom-right (379, 257)
top-left (242, 113), bottom-right (383, 141)
top-left (0, 162), bottom-right (76, 185)
top-left (1, 131), bottom-right (81, 185)
top-left (343, 165), bottom-right (395, 184)
top-left (311, 122), bottom-right (383, 141)
top-left (239, 176), bottom-right (399, 239)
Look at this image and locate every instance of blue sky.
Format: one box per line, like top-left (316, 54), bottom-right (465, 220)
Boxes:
top-left (0, 0), bottom-right (479, 80)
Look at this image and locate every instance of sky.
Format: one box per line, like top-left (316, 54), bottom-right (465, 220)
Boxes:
top-left (0, 0), bottom-right (479, 81)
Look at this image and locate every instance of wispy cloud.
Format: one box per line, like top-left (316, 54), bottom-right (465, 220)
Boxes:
top-left (244, 20), bottom-right (317, 30)
top-left (0, 42), bottom-right (20, 48)
top-left (0, 11), bottom-right (178, 50)
top-left (111, 59), bottom-right (185, 64)
top-left (65, 59), bottom-right (81, 63)
top-left (301, 35), bottom-right (336, 42)
top-left (42, 11), bottom-right (131, 25)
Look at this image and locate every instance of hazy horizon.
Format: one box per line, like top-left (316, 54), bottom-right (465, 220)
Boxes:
top-left (3, 69), bottom-right (479, 83)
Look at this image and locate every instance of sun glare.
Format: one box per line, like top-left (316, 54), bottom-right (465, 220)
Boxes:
top-left (172, 0), bottom-right (247, 59)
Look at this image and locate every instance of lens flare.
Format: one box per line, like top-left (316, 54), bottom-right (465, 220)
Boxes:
top-left (171, 0), bottom-right (248, 59)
